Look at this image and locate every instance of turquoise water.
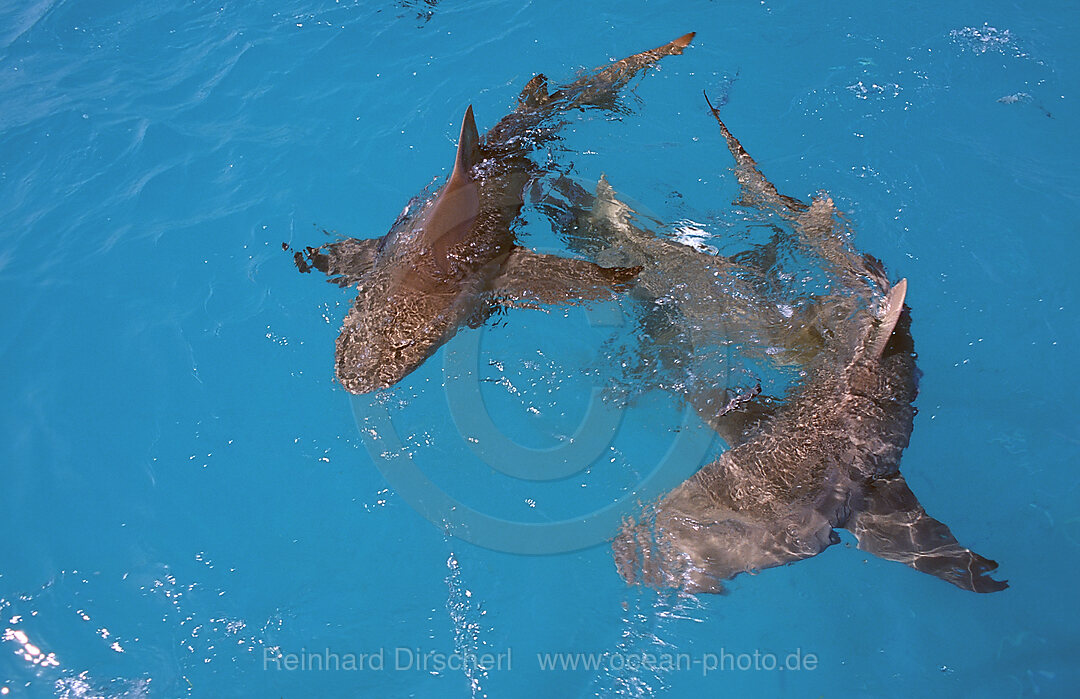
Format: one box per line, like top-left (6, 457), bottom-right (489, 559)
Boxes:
top-left (2, 1), bottom-right (1079, 696)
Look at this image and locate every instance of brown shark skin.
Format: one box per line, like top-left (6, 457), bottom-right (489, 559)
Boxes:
top-left (300, 34), bottom-right (695, 394)
top-left (538, 173), bottom-right (830, 420)
top-left (610, 95), bottom-right (1006, 594)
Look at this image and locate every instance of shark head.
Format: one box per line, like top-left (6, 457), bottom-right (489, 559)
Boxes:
top-left (334, 277), bottom-right (466, 393)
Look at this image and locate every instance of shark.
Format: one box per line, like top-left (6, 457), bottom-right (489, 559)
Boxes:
top-left (536, 171), bottom-right (829, 424)
top-left (546, 94), bottom-right (1006, 593)
top-left (294, 33), bottom-right (695, 393)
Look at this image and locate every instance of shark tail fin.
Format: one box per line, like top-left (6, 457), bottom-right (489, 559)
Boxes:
top-left (844, 474), bottom-right (1008, 593)
top-left (517, 74), bottom-right (550, 110)
top-left (868, 278), bottom-right (907, 359)
top-left (703, 91), bottom-right (808, 215)
top-left (451, 105), bottom-right (481, 185)
top-left (665, 32), bottom-right (696, 53)
top-left (549, 33), bottom-right (695, 110)
top-left (673, 32), bottom-right (696, 50)
top-left (614, 31), bottom-right (695, 66)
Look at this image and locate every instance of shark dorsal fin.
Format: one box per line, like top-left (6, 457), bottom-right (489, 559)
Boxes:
top-left (450, 105), bottom-right (481, 186)
top-left (595, 174), bottom-right (614, 198)
top-left (868, 278), bottom-right (907, 359)
top-left (594, 174), bottom-right (619, 210)
top-left (423, 107), bottom-right (482, 262)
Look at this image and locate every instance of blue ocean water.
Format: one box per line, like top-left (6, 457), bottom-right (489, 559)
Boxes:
top-left (2, 0), bottom-right (1078, 696)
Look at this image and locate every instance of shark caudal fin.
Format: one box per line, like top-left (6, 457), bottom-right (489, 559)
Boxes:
top-left (586, 31), bottom-right (695, 88)
top-left (868, 278), bottom-right (907, 359)
top-left (545, 33), bottom-right (695, 110)
top-left (672, 32), bottom-right (696, 50)
top-left (844, 473), bottom-right (1008, 593)
top-left (704, 96), bottom-right (887, 291)
top-left (487, 35), bottom-right (694, 156)
top-left (704, 91), bottom-right (808, 215)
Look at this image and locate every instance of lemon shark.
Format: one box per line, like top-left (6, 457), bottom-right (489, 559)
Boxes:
top-left (295, 33), bottom-right (695, 393)
top-left (550, 94), bottom-right (1006, 593)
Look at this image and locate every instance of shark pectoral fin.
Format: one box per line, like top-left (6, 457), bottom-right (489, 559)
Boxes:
top-left (294, 236), bottom-right (383, 287)
top-left (530, 173), bottom-right (592, 221)
top-left (490, 247), bottom-right (640, 306)
top-left (615, 480), bottom-right (840, 594)
top-left (701, 393), bottom-right (781, 449)
top-left (770, 301), bottom-right (830, 366)
top-left (868, 278), bottom-right (908, 359)
top-left (703, 91), bottom-right (808, 216)
top-left (689, 382), bottom-right (760, 428)
top-left (844, 474), bottom-right (1008, 593)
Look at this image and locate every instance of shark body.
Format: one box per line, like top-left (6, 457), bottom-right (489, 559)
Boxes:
top-left (296, 33), bottom-right (695, 393)
top-left (552, 94), bottom-right (1006, 594)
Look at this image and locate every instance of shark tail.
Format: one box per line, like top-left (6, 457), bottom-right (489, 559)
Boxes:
top-left (845, 473), bottom-right (1008, 593)
top-left (545, 32), bottom-right (696, 110)
top-left (670, 32), bottom-right (696, 51)
top-left (704, 91), bottom-right (808, 215)
top-left (594, 30), bottom-right (695, 86)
